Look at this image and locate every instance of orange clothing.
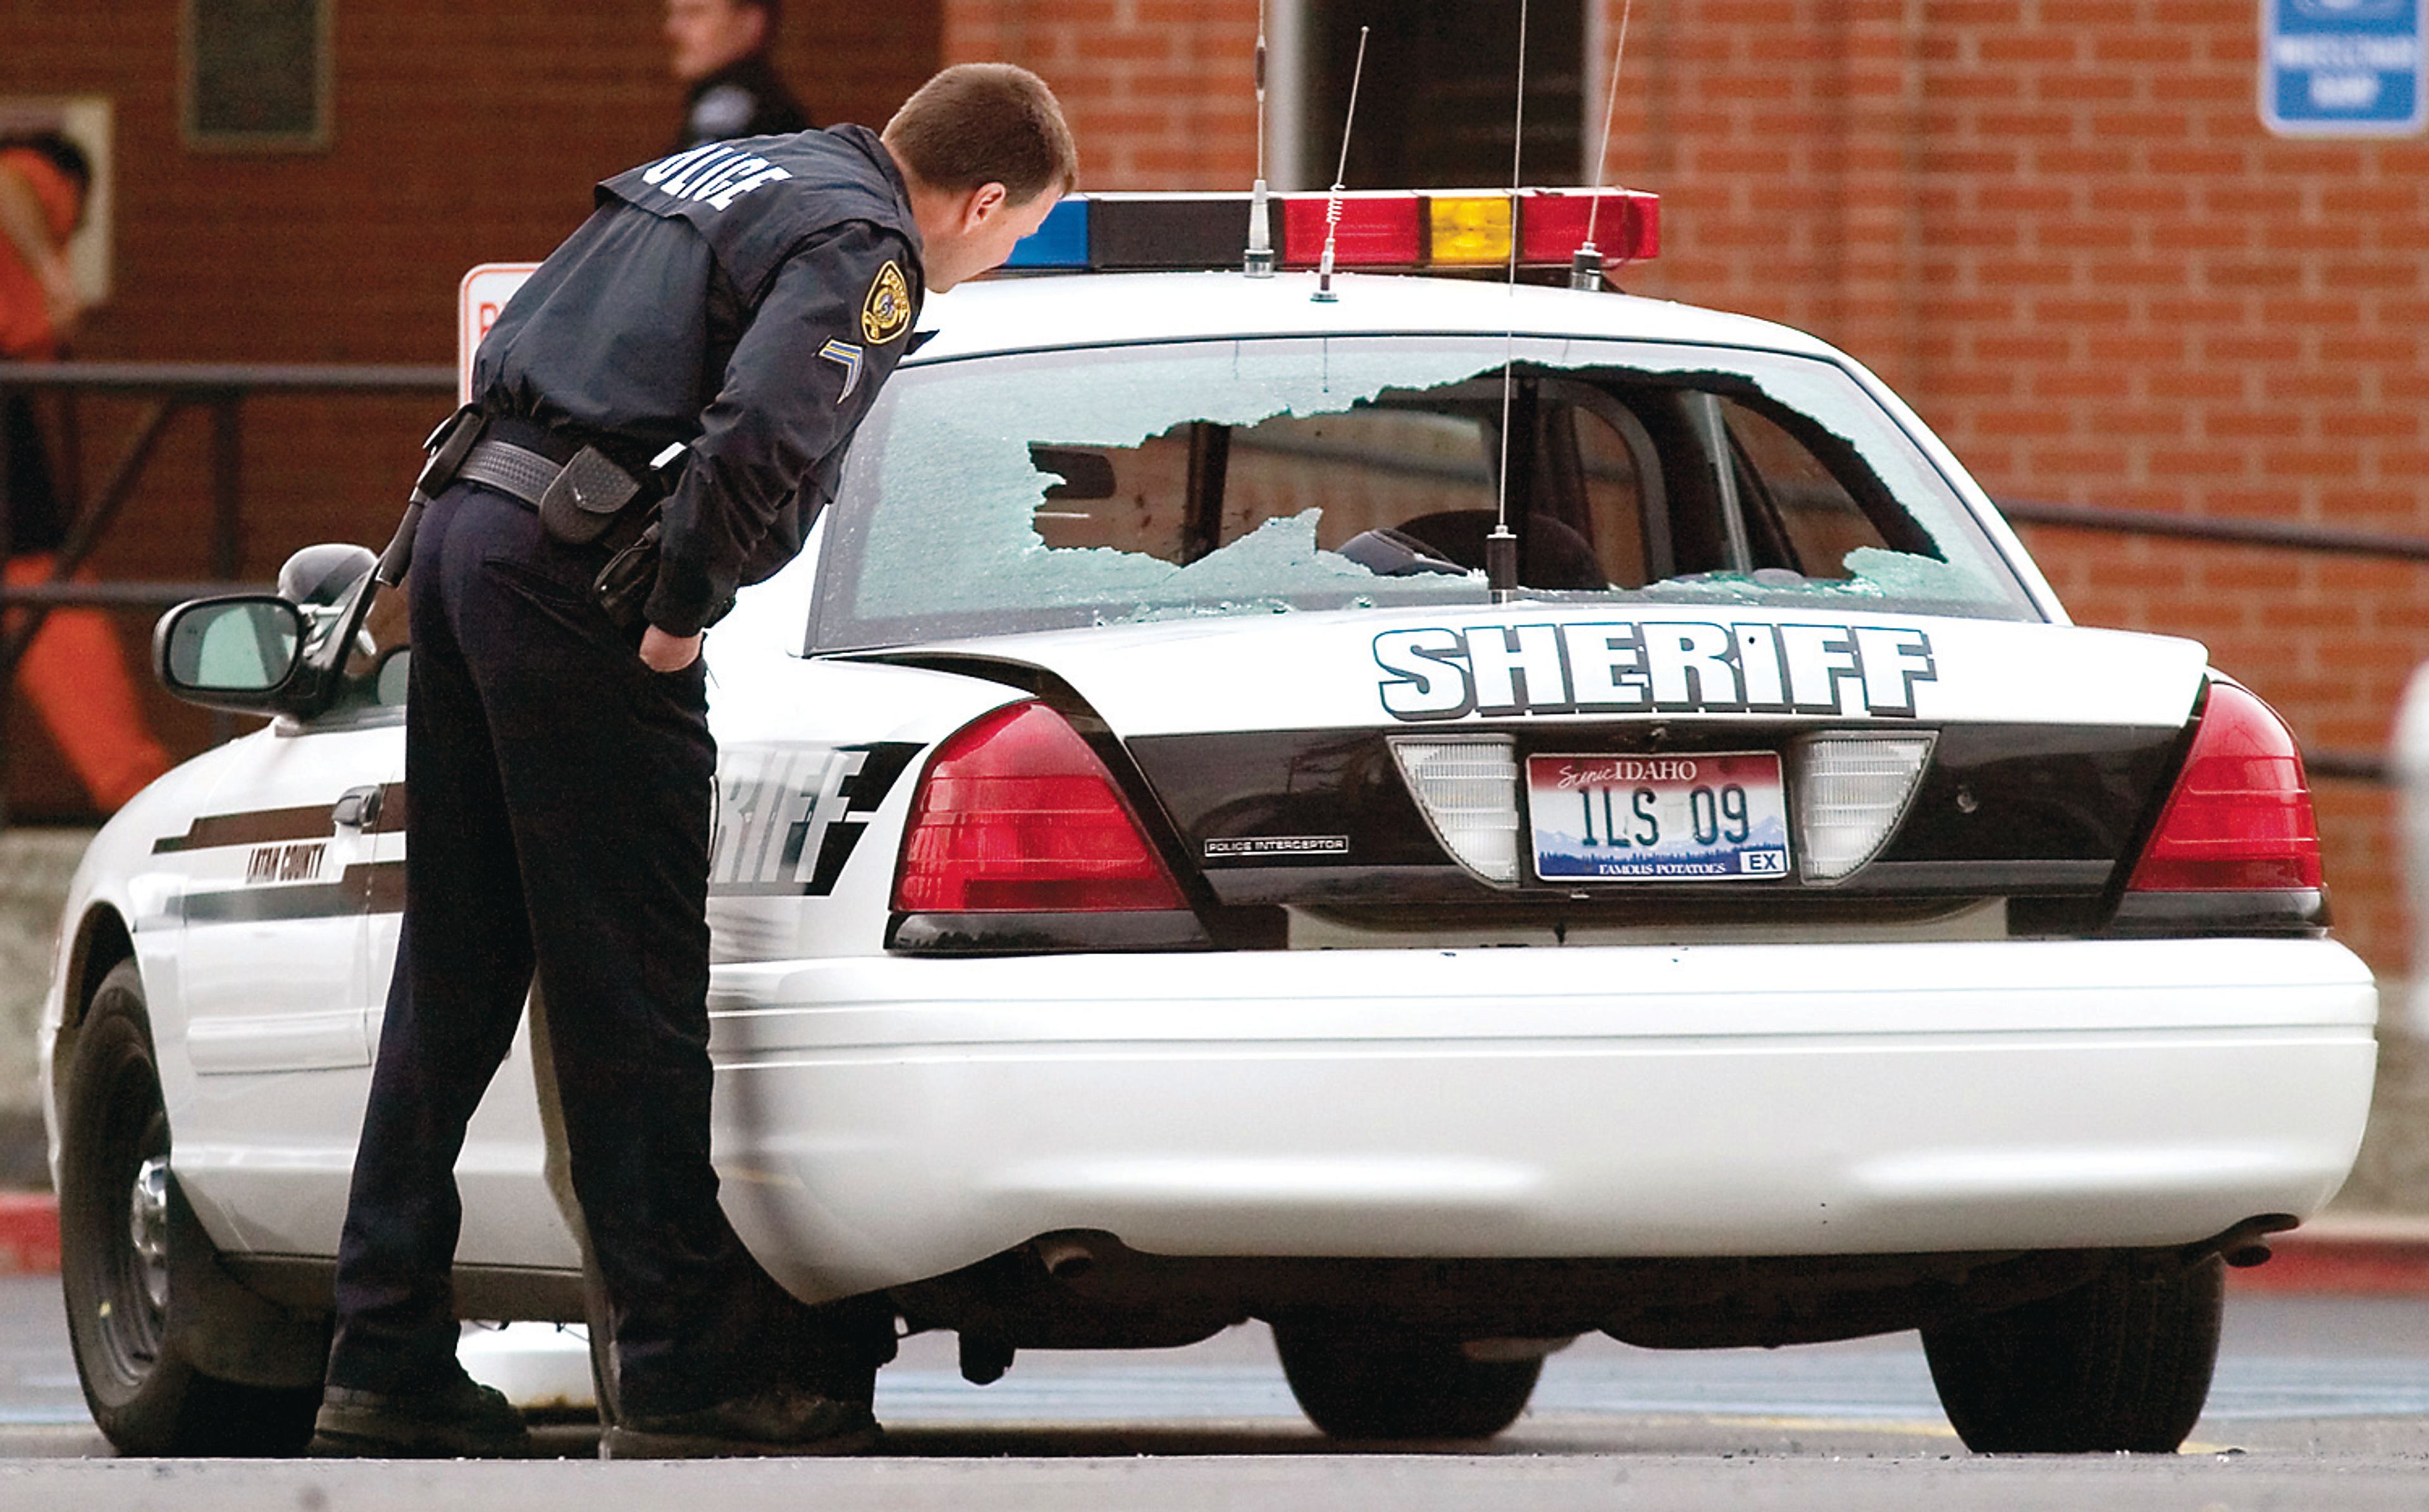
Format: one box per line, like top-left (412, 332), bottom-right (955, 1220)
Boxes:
top-left (0, 146), bottom-right (78, 360)
top-left (2, 151), bottom-right (168, 813)
top-left (5, 555), bottom-right (174, 812)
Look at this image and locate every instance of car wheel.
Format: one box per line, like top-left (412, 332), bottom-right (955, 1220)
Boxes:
top-left (58, 961), bottom-right (321, 1455)
top-left (1921, 1253), bottom-right (2224, 1453)
top-left (1272, 1318), bottom-right (1542, 1441)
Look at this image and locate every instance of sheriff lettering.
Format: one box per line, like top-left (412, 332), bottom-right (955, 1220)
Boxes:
top-left (708, 741), bottom-right (921, 897)
top-left (1373, 620), bottom-right (1938, 722)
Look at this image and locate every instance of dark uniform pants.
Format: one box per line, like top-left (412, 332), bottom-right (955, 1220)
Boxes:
top-left (324, 481), bottom-right (872, 1415)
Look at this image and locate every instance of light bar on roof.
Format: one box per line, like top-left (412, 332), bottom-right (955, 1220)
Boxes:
top-left (999, 189), bottom-right (1660, 276)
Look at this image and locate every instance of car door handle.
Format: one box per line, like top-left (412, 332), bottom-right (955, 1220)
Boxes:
top-left (332, 785), bottom-right (383, 830)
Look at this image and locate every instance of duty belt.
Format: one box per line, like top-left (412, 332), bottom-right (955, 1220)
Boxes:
top-left (456, 417), bottom-right (662, 548)
top-left (454, 435), bottom-right (567, 510)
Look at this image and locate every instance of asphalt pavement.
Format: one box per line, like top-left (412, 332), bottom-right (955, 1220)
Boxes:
top-left (9, 1275), bottom-right (2429, 1506)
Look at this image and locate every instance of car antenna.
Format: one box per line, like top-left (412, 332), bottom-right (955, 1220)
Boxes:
top-left (1486, 0), bottom-right (1530, 599)
top-left (1573, 0), bottom-right (1638, 292)
top-left (1245, 0), bottom-right (1276, 277)
top-left (1311, 24), bottom-right (1370, 304)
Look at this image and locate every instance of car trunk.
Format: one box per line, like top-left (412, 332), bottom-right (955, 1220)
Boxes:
top-left (863, 604), bottom-right (2214, 947)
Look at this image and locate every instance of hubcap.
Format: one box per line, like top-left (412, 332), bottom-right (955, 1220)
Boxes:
top-left (128, 1155), bottom-right (170, 1318)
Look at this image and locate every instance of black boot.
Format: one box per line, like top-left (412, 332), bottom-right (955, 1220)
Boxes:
top-left (308, 1362), bottom-right (534, 1458)
top-left (600, 1387), bottom-right (880, 1459)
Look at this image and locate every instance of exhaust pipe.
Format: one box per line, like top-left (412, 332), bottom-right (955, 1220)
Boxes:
top-left (1035, 1234), bottom-right (1097, 1280)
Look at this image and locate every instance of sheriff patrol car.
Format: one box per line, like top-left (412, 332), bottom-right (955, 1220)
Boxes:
top-left (40, 188), bottom-right (2375, 1456)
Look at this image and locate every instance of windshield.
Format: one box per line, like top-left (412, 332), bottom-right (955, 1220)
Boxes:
top-left (808, 336), bottom-right (2037, 651)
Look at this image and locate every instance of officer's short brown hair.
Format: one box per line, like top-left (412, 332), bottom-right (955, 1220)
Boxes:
top-left (883, 64), bottom-right (1078, 207)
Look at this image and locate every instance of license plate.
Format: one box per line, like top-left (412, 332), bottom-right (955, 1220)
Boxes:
top-left (1527, 753), bottom-right (1791, 882)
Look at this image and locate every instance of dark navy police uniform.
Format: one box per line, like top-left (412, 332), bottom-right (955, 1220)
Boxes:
top-left (326, 125), bottom-right (922, 1419)
top-left (679, 52), bottom-right (810, 149)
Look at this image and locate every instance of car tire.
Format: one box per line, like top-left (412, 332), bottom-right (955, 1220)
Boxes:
top-left (58, 961), bottom-right (321, 1455)
top-left (1920, 1253), bottom-right (2225, 1454)
top-left (1272, 1318), bottom-right (1542, 1441)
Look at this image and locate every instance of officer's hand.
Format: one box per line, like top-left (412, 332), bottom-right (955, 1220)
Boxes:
top-left (638, 625), bottom-right (703, 673)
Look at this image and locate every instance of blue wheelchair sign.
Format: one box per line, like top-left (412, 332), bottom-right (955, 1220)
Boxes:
top-left (2263, 0), bottom-right (2425, 134)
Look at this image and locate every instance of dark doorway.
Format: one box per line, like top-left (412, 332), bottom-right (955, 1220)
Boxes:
top-left (1303, 1), bottom-right (1585, 190)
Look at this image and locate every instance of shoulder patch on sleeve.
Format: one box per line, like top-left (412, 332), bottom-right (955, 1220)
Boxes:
top-left (817, 338), bottom-right (866, 401)
top-left (860, 260), bottom-right (913, 345)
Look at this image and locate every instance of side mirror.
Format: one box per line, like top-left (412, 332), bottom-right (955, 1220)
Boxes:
top-left (153, 596), bottom-right (306, 711)
top-left (152, 539), bottom-right (383, 721)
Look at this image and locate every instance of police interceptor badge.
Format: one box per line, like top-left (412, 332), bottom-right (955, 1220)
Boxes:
top-left (862, 261), bottom-right (913, 344)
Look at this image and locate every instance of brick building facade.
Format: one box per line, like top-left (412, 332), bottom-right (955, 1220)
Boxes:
top-left (4, 1), bottom-right (2422, 973)
top-left (0, 0), bottom-right (937, 804)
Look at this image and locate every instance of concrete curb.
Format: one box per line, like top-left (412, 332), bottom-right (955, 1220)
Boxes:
top-left (4, 1196), bottom-right (2429, 1293)
top-left (0, 1191), bottom-right (60, 1275)
top-left (2225, 1214), bottom-right (2429, 1295)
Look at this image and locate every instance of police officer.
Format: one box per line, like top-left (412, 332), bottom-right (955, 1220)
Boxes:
top-left (667, 0), bottom-right (810, 148)
top-left (308, 65), bottom-right (1073, 1460)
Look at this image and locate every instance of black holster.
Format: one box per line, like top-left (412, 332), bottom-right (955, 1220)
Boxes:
top-left (374, 405), bottom-right (487, 587)
top-left (592, 514), bottom-right (662, 632)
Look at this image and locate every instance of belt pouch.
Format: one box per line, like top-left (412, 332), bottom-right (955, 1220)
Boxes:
top-left (538, 446), bottom-right (642, 545)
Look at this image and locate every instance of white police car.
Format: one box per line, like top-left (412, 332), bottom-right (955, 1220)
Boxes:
top-left (40, 190), bottom-right (2375, 1455)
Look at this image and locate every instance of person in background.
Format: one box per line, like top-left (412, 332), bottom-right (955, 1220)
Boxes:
top-left (667, 0), bottom-right (810, 148)
top-left (0, 132), bottom-right (171, 814)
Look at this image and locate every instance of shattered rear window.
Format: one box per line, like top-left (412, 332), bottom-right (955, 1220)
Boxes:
top-left (808, 336), bottom-right (2036, 651)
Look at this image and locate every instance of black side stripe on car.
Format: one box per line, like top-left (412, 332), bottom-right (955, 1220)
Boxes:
top-left (152, 785), bottom-right (409, 854)
top-left (152, 804), bottom-right (337, 854)
top-left (180, 861), bottom-right (405, 926)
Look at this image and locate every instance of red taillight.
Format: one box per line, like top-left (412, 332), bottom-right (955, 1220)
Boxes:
top-left (893, 701), bottom-right (1187, 913)
top-left (2127, 682), bottom-right (2323, 892)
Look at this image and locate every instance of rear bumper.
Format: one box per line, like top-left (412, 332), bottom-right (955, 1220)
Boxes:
top-left (702, 937), bottom-right (2378, 1302)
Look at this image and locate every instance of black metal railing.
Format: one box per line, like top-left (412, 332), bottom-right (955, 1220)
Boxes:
top-left (1997, 498), bottom-right (2429, 565)
top-left (1994, 498), bottom-right (2419, 784)
top-left (1, 361), bottom-right (454, 828)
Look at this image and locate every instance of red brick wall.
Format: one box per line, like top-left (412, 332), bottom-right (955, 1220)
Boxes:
top-left (943, 0), bottom-right (1261, 185)
top-left (2, 1), bottom-right (939, 813)
top-left (951, 0), bottom-right (2426, 975)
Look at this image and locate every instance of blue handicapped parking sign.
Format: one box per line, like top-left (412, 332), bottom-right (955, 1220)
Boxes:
top-left (2263, 0), bottom-right (2425, 135)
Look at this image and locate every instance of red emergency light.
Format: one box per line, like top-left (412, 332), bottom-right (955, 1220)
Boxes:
top-left (1519, 188), bottom-right (1662, 266)
top-left (1278, 191), bottom-right (1426, 268)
